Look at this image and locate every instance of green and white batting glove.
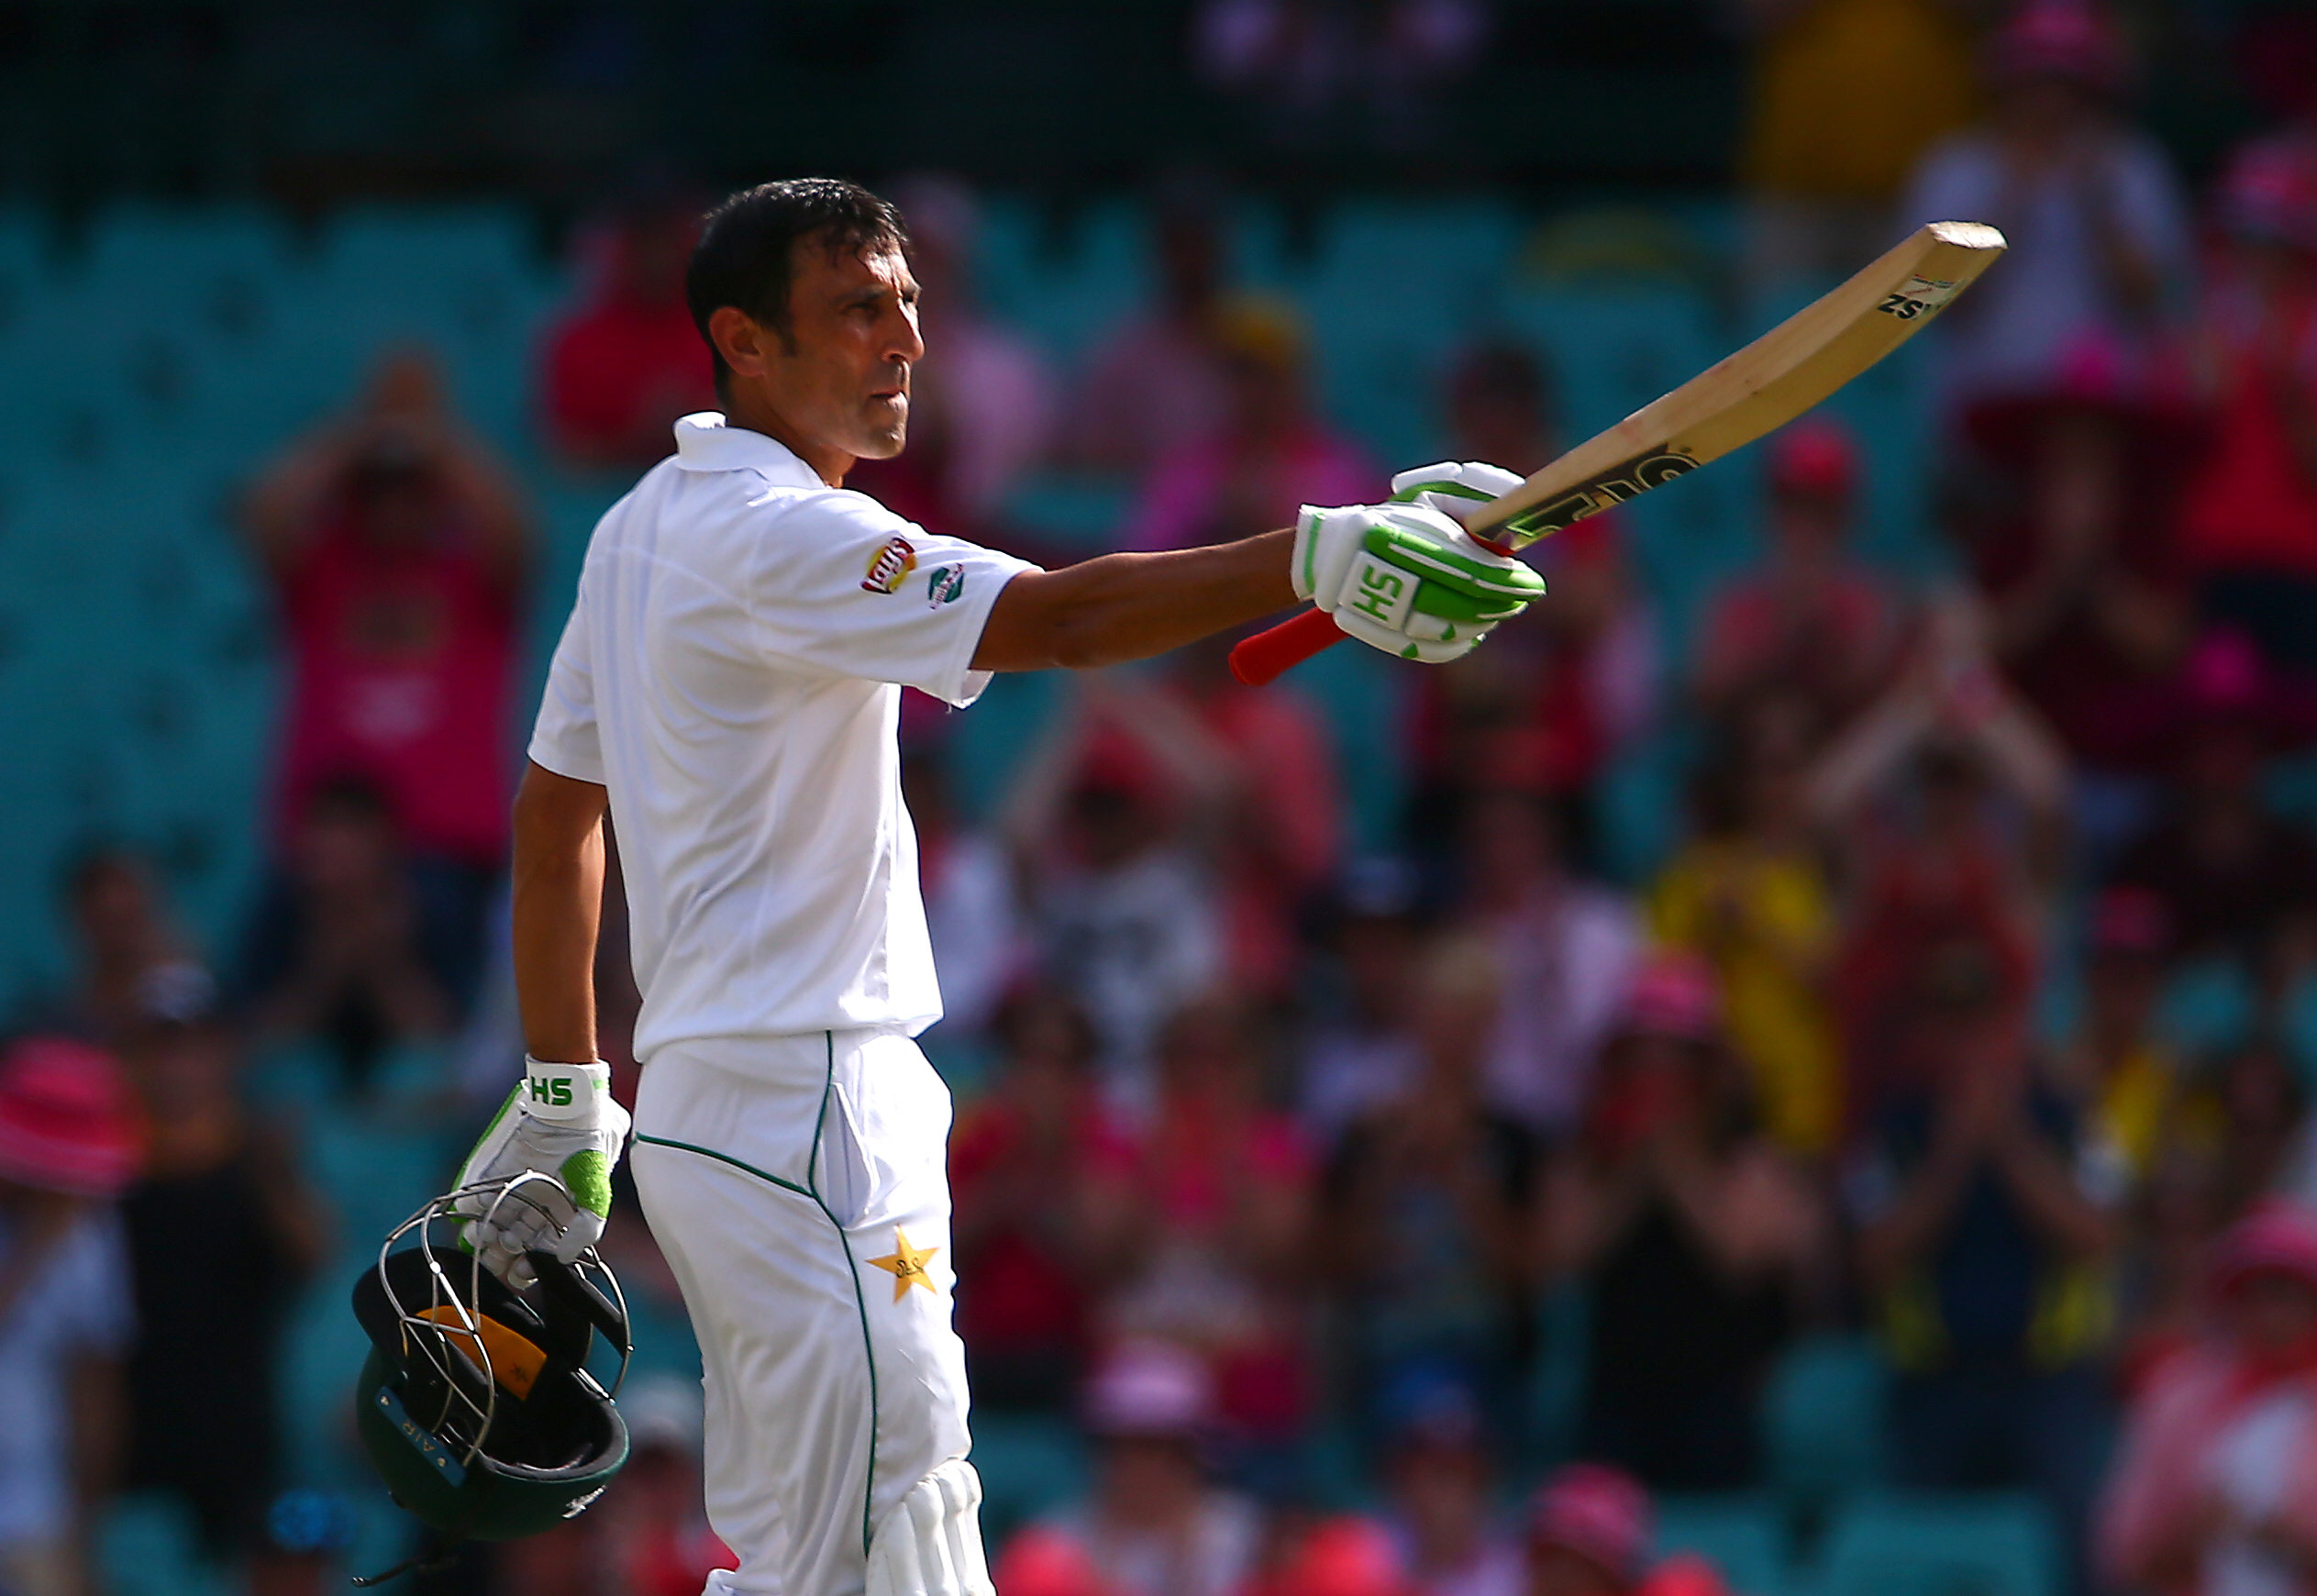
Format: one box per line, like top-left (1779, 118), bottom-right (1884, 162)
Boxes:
top-left (1387, 460), bottom-right (1526, 520)
top-left (451, 1058), bottom-right (630, 1288)
top-left (1292, 464), bottom-right (1545, 663)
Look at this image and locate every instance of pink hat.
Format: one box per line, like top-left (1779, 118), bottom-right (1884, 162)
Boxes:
top-left (1960, 327), bottom-right (2198, 470)
top-left (1646, 1555), bottom-right (1736, 1596)
top-left (1258, 1519), bottom-right (1410, 1596)
top-left (1768, 417), bottom-right (1859, 502)
top-left (1620, 953), bottom-right (1722, 1043)
top-left (1081, 1340), bottom-right (1214, 1437)
top-left (1988, 0), bottom-right (2128, 91)
top-left (1526, 1464), bottom-right (1654, 1590)
top-left (2165, 631), bottom-right (2317, 754)
top-left (2218, 139), bottom-right (2317, 255)
top-left (2087, 886), bottom-right (2168, 959)
top-left (0, 1036), bottom-right (141, 1197)
top-left (992, 1528), bottom-right (1114, 1596)
top-left (2210, 1201), bottom-right (2317, 1298)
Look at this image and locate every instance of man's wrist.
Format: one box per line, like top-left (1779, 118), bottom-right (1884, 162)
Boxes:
top-left (518, 1057), bottom-right (613, 1124)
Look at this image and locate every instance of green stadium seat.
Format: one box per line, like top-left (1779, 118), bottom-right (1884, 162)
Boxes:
top-left (1763, 1336), bottom-right (1889, 1512)
top-left (1817, 1492), bottom-right (2063, 1596)
top-left (1000, 472), bottom-right (1134, 553)
top-left (974, 197), bottom-right (1149, 369)
top-left (1520, 1281), bottom-right (1591, 1473)
top-left (2161, 956), bottom-right (2259, 1059)
top-left (1593, 720), bottom-right (1696, 889)
top-left (1301, 203), bottom-right (1514, 467)
top-left (1655, 1493), bottom-right (1790, 1596)
top-left (969, 1411), bottom-right (1090, 1548)
top-left (97, 1494), bottom-right (234, 1596)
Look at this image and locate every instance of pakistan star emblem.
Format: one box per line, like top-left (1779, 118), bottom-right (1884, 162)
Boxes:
top-left (867, 1226), bottom-right (940, 1302)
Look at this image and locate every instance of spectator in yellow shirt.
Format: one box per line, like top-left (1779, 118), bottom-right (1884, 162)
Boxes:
top-left (1733, 0), bottom-right (1983, 294)
top-left (1649, 718), bottom-right (1843, 1157)
top-left (2056, 887), bottom-right (2181, 1194)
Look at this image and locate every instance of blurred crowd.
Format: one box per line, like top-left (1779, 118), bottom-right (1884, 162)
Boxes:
top-left (6, 2), bottom-right (2317, 1595)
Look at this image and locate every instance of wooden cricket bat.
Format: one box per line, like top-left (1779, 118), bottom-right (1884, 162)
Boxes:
top-left (1228, 220), bottom-right (2006, 687)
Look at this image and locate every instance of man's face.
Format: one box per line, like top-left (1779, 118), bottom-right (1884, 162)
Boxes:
top-left (788, 239), bottom-right (920, 460)
top-left (722, 237), bottom-right (923, 468)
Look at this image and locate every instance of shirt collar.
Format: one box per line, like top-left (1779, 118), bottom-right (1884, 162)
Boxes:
top-left (671, 412), bottom-right (825, 488)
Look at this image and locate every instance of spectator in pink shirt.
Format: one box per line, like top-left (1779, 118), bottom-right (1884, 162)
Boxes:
top-left (2101, 1202), bottom-right (2317, 1596)
top-left (1070, 186), bottom-right (1236, 478)
top-left (844, 175), bottom-right (1054, 538)
top-left (1694, 417), bottom-right (1903, 741)
top-left (538, 193), bottom-right (715, 473)
top-left (243, 352), bottom-right (530, 874)
top-left (1006, 1342), bottom-right (1264, 1596)
top-left (239, 354), bottom-right (530, 1033)
top-left (1451, 787), bottom-right (1641, 1134)
top-left (2177, 139), bottom-right (2317, 671)
top-left (1122, 298), bottom-right (1375, 552)
top-left (1108, 996), bottom-right (1318, 1453)
top-left (1009, 654), bottom-right (1339, 1019)
top-left (949, 989), bottom-right (1144, 1413)
top-left (1142, 634), bottom-right (1344, 998)
top-left (1406, 344), bottom-right (1658, 824)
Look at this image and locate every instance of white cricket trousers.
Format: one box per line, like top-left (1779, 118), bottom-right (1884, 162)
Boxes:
top-left (630, 1029), bottom-right (976, 1596)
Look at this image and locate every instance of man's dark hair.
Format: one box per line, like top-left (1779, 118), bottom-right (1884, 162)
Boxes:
top-left (685, 178), bottom-right (909, 398)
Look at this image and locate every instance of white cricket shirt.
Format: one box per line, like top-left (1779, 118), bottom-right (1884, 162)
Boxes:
top-left (527, 413), bottom-right (1040, 1057)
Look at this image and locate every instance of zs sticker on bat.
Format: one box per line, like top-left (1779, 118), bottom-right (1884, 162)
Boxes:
top-left (1876, 275), bottom-right (1960, 321)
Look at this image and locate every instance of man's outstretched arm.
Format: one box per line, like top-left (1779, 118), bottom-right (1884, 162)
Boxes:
top-left (510, 759), bottom-right (609, 1063)
top-left (970, 465), bottom-right (1551, 675)
top-left (971, 529), bottom-right (1298, 672)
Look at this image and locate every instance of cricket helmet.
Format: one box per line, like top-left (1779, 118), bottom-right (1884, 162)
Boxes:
top-left (351, 1178), bottom-right (633, 1551)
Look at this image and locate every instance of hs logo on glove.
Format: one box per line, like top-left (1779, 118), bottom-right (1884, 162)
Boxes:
top-left (1341, 557), bottom-right (1415, 629)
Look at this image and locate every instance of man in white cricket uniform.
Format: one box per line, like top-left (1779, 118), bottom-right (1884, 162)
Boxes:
top-left (449, 178), bottom-right (1547, 1596)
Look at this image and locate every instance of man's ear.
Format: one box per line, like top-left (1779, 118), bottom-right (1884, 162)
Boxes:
top-left (709, 305), bottom-right (770, 384)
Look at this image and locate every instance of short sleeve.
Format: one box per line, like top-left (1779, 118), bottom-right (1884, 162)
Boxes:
top-left (527, 580), bottom-right (605, 784)
top-left (746, 489), bottom-right (1041, 708)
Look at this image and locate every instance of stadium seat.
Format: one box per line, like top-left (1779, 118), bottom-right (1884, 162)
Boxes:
top-left (1593, 719), bottom-right (1697, 889)
top-left (1817, 1492), bottom-right (2064, 1596)
top-left (1762, 1336), bottom-right (1890, 1513)
top-left (1300, 204), bottom-right (1506, 467)
top-left (974, 196), bottom-right (1149, 370)
top-left (2161, 955), bottom-right (2259, 1059)
top-left (1001, 472), bottom-right (1135, 553)
top-left (1654, 1493), bottom-right (1789, 1596)
top-left (97, 1494), bottom-right (234, 1596)
top-left (969, 1411), bottom-right (1091, 1548)
top-left (1519, 1281), bottom-right (1591, 1473)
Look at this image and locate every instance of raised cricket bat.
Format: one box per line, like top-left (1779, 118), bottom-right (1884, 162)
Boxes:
top-left (1228, 221), bottom-right (2006, 687)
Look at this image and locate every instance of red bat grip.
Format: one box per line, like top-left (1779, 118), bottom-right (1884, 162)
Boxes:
top-left (1229, 606), bottom-right (1345, 686)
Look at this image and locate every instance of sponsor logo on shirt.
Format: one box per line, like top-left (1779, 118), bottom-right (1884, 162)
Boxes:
top-left (926, 562), bottom-right (966, 608)
top-left (862, 536), bottom-right (917, 594)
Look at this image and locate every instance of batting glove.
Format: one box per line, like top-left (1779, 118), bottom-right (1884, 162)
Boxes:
top-left (1292, 463), bottom-right (1545, 663)
top-left (1387, 459), bottom-right (1525, 520)
top-left (451, 1058), bottom-right (631, 1287)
